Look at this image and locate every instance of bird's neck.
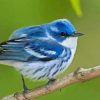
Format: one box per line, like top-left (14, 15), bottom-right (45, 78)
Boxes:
top-left (61, 37), bottom-right (78, 50)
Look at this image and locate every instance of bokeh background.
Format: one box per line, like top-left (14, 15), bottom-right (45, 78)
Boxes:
top-left (0, 0), bottom-right (100, 100)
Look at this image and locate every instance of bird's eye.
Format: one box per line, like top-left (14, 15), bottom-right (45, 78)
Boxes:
top-left (60, 32), bottom-right (66, 36)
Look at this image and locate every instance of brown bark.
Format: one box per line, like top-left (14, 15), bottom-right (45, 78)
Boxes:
top-left (2, 65), bottom-right (100, 100)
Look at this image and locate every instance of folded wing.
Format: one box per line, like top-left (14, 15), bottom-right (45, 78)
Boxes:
top-left (0, 38), bottom-right (67, 62)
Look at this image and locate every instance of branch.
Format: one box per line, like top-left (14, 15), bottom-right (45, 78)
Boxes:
top-left (2, 65), bottom-right (100, 100)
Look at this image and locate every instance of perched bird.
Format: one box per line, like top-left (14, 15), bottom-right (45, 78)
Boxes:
top-left (0, 19), bottom-right (83, 92)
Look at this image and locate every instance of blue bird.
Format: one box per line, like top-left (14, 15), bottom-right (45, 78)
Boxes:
top-left (0, 19), bottom-right (83, 92)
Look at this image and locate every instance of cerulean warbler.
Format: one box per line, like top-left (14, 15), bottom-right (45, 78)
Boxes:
top-left (0, 19), bottom-right (83, 92)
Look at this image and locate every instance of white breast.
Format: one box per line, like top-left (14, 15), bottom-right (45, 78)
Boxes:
top-left (61, 37), bottom-right (78, 49)
top-left (59, 37), bottom-right (78, 71)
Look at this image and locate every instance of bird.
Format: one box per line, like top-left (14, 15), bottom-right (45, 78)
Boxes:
top-left (0, 19), bottom-right (83, 92)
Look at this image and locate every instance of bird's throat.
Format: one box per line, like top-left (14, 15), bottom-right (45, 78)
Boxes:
top-left (61, 37), bottom-right (78, 49)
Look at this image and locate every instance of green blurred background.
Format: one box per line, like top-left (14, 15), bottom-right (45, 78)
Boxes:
top-left (0, 0), bottom-right (100, 100)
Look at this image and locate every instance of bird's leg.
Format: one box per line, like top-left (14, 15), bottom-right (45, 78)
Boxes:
top-left (14, 75), bottom-right (28, 98)
top-left (21, 75), bottom-right (28, 94)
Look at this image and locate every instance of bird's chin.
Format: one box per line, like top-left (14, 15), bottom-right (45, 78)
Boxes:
top-left (61, 37), bottom-right (78, 49)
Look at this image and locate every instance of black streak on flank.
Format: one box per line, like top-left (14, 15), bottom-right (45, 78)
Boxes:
top-left (37, 74), bottom-right (46, 80)
top-left (32, 67), bottom-right (43, 75)
top-left (46, 64), bottom-right (56, 77)
top-left (52, 69), bottom-right (59, 76)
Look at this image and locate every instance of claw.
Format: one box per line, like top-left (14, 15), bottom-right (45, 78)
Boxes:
top-left (47, 78), bottom-right (56, 85)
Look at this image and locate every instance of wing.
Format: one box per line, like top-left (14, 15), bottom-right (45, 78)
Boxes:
top-left (24, 39), bottom-right (65, 61)
top-left (9, 25), bottom-right (47, 40)
top-left (0, 38), bottom-right (67, 62)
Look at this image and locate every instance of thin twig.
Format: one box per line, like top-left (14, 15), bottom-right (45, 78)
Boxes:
top-left (2, 65), bottom-right (100, 100)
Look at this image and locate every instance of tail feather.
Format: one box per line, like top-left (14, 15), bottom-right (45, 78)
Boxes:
top-left (0, 40), bottom-right (32, 61)
top-left (0, 46), bottom-right (3, 54)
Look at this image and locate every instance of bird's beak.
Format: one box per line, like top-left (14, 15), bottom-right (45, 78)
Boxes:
top-left (71, 32), bottom-right (84, 37)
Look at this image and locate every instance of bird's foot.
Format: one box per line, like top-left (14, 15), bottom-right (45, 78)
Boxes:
top-left (14, 88), bottom-right (29, 99)
top-left (74, 67), bottom-right (81, 75)
top-left (21, 74), bottom-right (29, 99)
top-left (45, 78), bottom-right (56, 90)
top-left (21, 86), bottom-right (29, 99)
top-left (22, 85), bottom-right (29, 94)
top-left (47, 78), bottom-right (56, 85)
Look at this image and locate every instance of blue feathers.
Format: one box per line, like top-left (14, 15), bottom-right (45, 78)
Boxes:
top-left (25, 39), bottom-right (71, 61)
top-left (0, 19), bottom-right (78, 80)
top-left (9, 25), bottom-right (47, 39)
top-left (49, 19), bottom-right (76, 35)
top-left (0, 38), bottom-right (71, 62)
top-left (0, 38), bottom-right (32, 61)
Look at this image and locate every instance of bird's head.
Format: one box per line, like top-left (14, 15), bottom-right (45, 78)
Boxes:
top-left (46, 19), bottom-right (83, 48)
top-left (47, 19), bottom-right (83, 42)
